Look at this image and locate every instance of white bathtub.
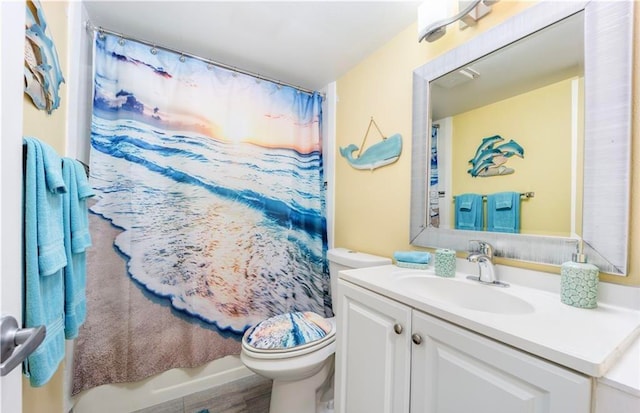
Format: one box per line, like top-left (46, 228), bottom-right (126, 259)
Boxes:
top-left (67, 343), bottom-right (252, 413)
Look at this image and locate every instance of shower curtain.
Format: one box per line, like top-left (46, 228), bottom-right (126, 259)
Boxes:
top-left (73, 33), bottom-right (327, 394)
top-left (429, 125), bottom-right (440, 228)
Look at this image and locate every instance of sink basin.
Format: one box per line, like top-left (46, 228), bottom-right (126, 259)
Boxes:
top-left (396, 275), bottom-right (535, 315)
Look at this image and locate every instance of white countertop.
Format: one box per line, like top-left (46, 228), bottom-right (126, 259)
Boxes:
top-left (339, 264), bottom-right (640, 378)
top-left (599, 335), bottom-right (640, 396)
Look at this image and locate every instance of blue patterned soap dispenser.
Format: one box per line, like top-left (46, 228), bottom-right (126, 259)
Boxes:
top-left (560, 241), bottom-right (599, 309)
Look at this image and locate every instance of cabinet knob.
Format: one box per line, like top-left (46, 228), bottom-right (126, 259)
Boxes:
top-left (393, 323), bottom-right (403, 335)
top-left (412, 333), bottom-right (423, 345)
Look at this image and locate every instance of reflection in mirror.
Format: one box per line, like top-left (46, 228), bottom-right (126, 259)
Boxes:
top-left (429, 13), bottom-right (584, 237)
top-left (410, 1), bottom-right (632, 275)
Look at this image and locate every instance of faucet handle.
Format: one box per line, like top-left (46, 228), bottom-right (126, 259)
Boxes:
top-left (468, 240), bottom-right (494, 259)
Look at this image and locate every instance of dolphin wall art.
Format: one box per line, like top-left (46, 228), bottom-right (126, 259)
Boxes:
top-left (467, 135), bottom-right (524, 177)
top-left (24, 0), bottom-right (65, 113)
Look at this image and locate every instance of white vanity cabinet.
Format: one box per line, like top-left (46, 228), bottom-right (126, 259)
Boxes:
top-left (410, 311), bottom-right (591, 412)
top-left (336, 280), bottom-right (592, 413)
top-left (334, 278), bottom-right (412, 413)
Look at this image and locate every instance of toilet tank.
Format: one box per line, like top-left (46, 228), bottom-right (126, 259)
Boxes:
top-left (327, 248), bottom-right (391, 308)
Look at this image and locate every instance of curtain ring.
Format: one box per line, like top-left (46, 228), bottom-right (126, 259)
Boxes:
top-left (97, 30), bottom-right (105, 40)
top-left (179, 55), bottom-right (186, 63)
top-left (150, 46), bottom-right (158, 55)
top-left (118, 37), bottom-right (125, 46)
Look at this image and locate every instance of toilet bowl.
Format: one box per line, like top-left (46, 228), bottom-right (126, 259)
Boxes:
top-left (241, 316), bottom-right (336, 413)
top-left (240, 248), bottom-right (391, 413)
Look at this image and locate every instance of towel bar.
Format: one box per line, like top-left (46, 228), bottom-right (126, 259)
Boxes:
top-left (451, 192), bottom-right (534, 201)
top-left (22, 143), bottom-right (90, 177)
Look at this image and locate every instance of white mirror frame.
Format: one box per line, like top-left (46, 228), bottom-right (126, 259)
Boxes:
top-left (410, 1), bottom-right (633, 275)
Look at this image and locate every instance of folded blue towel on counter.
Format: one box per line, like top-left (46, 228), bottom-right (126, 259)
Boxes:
top-left (487, 191), bottom-right (520, 233)
top-left (393, 251), bottom-right (431, 264)
top-left (455, 193), bottom-right (483, 231)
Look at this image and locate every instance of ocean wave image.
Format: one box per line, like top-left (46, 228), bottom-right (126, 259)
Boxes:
top-left (75, 31), bottom-right (328, 393)
top-left (90, 116), bottom-right (328, 334)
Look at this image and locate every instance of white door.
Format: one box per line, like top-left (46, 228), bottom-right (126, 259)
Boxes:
top-left (410, 311), bottom-right (591, 413)
top-left (1, 1), bottom-right (26, 412)
top-left (335, 280), bottom-right (412, 413)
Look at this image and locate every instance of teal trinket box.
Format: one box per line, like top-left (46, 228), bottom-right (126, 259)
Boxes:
top-left (434, 249), bottom-right (456, 278)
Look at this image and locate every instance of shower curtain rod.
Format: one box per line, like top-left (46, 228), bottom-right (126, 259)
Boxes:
top-left (85, 22), bottom-right (321, 97)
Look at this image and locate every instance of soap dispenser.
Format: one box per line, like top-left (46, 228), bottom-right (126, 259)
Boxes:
top-left (560, 241), bottom-right (599, 309)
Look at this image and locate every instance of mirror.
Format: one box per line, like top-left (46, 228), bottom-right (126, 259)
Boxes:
top-left (430, 12), bottom-right (584, 237)
top-left (411, 1), bottom-right (632, 275)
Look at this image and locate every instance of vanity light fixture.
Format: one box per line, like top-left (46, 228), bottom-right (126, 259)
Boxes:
top-left (418, 0), bottom-right (498, 43)
top-left (458, 66), bottom-right (480, 79)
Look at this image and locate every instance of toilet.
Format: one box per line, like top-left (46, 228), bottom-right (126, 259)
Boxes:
top-left (240, 247), bottom-right (391, 413)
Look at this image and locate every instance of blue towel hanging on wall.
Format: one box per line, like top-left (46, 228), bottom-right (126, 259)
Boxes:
top-left (454, 193), bottom-right (483, 231)
top-left (62, 158), bottom-right (94, 339)
top-left (23, 137), bottom-right (68, 387)
top-left (487, 192), bottom-right (521, 233)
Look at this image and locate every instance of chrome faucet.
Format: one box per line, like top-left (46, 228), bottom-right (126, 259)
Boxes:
top-left (469, 239), bottom-right (494, 260)
top-left (467, 241), bottom-right (508, 287)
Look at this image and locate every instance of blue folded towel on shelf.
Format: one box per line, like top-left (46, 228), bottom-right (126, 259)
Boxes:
top-left (455, 193), bottom-right (483, 231)
top-left (23, 137), bottom-right (67, 387)
top-left (393, 251), bottom-right (431, 264)
top-left (487, 192), bottom-right (520, 233)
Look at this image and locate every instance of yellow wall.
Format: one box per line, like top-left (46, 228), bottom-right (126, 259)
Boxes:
top-left (451, 78), bottom-right (575, 236)
top-left (335, 1), bottom-right (640, 286)
top-left (22, 1), bottom-right (68, 412)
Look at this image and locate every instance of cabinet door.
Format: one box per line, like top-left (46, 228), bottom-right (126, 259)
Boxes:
top-left (335, 280), bottom-right (412, 413)
top-left (410, 311), bottom-right (592, 413)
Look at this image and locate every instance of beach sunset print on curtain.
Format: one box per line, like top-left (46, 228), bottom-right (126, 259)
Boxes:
top-left (89, 33), bottom-right (328, 334)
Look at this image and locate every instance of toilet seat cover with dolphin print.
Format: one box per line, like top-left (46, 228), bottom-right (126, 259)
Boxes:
top-left (243, 311), bottom-right (334, 352)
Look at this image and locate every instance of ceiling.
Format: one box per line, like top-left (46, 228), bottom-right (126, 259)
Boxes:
top-left (83, 1), bottom-right (421, 92)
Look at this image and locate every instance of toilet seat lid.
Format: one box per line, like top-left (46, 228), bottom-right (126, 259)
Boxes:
top-left (242, 311), bottom-right (334, 354)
